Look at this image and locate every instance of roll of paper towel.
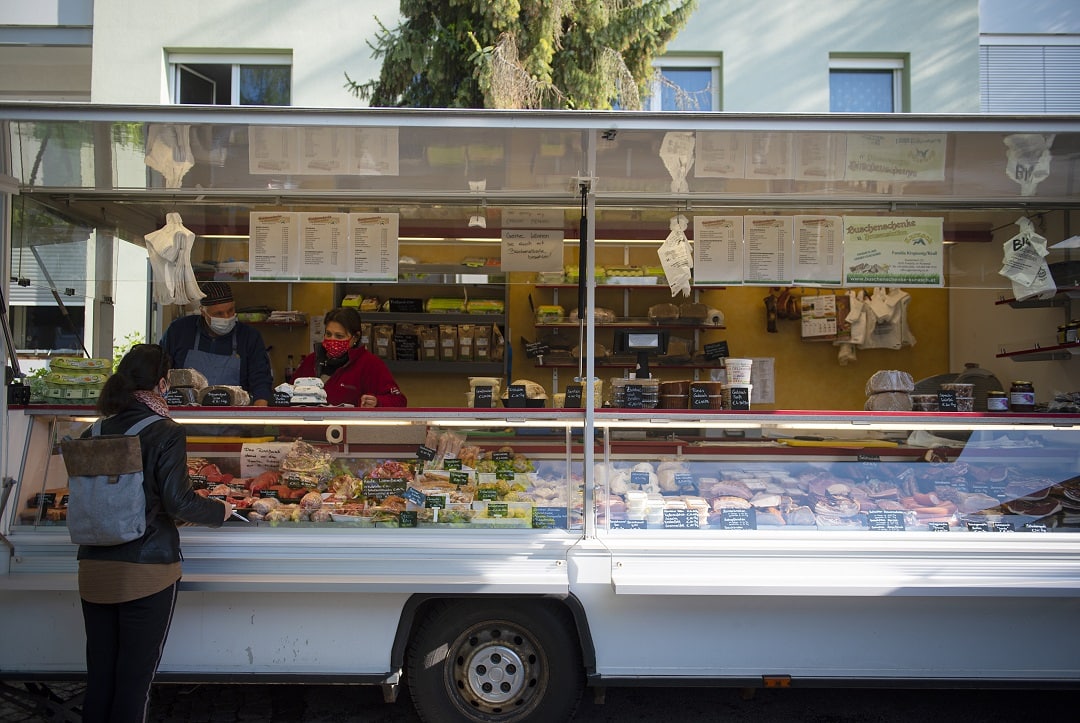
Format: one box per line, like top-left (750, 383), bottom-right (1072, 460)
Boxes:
top-left (326, 425), bottom-right (344, 444)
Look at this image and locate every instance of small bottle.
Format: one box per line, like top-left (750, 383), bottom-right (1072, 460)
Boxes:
top-left (284, 354), bottom-right (295, 382)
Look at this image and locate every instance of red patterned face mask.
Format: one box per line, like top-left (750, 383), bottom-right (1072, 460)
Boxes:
top-left (322, 338), bottom-right (351, 358)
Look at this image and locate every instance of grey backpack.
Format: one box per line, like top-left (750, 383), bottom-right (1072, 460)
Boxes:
top-left (61, 415), bottom-right (165, 546)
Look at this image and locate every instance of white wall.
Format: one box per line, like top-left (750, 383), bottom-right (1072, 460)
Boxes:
top-left (90, 0), bottom-right (401, 106)
top-left (979, 0), bottom-right (1080, 34)
top-left (668, 0), bottom-right (981, 112)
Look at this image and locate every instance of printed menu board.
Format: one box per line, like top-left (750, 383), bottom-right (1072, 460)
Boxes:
top-left (843, 216), bottom-right (944, 287)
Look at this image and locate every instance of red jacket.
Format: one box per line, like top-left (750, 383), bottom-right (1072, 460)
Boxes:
top-left (292, 345), bottom-right (407, 407)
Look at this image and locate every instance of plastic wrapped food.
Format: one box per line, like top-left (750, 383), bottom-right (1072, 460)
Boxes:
top-left (647, 303), bottom-right (679, 321)
top-left (864, 391), bottom-right (913, 411)
top-left (168, 368), bottom-right (209, 390)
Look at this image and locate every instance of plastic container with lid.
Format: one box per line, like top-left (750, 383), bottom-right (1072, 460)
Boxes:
top-left (1009, 381), bottom-right (1035, 413)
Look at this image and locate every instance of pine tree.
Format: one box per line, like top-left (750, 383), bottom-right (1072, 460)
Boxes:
top-left (346, 0), bottom-right (698, 110)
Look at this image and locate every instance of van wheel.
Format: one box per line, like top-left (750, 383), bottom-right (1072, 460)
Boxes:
top-left (406, 599), bottom-right (584, 723)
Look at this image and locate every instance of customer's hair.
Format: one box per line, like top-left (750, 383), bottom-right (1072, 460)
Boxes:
top-left (323, 307), bottom-right (363, 336)
top-left (97, 343), bottom-right (172, 415)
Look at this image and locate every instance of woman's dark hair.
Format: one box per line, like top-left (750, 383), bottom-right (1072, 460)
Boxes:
top-left (97, 343), bottom-right (172, 415)
top-left (323, 307), bottom-right (362, 337)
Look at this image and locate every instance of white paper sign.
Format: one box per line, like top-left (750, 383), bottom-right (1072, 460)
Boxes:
top-left (248, 126), bottom-right (299, 174)
top-left (743, 216), bottom-right (793, 285)
top-left (350, 127), bottom-right (400, 175)
top-left (792, 215), bottom-right (843, 285)
top-left (298, 213), bottom-right (349, 280)
top-left (501, 230), bottom-right (564, 272)
top-left (695, 131), bottom-right (746, 178)
top-left (502, 208), bottom-right (563, 229)
top-left (349, 213), bottom-right (399, 281)
top-left (693, 216), bottom-right (744, 285)
top-left (248, 212), bottom-right (299, 280)
top-left (240, 442), bottom-right (294, 478)
top-left (844, 133), bottom-right (947, 182)
top-left (746, 133), bottom-right (793, 180)
top-left (795, 133), bottom-right (846, 181)
top-left (298, 127), bottom-right (347, 174)
top-left (843, 216), bottom-right (944, 287)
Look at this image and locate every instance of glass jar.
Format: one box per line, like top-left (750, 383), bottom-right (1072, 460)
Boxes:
top-left (986, 390), bottom-right (1009, 412)
top-left (1009, 381), bottom-right (1035, 413)
top-left (1066, 320), bottom-right (1080, 344)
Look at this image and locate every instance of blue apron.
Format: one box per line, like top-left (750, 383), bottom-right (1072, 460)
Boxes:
top-left (186, 328), bottom-right (241, 387)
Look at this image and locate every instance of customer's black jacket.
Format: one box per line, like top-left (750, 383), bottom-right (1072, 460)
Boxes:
top-left (76, 401), bottom-right (225, 564)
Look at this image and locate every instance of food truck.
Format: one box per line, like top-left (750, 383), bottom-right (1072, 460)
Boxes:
top-left (1, 104), bottom-right (1078, 722)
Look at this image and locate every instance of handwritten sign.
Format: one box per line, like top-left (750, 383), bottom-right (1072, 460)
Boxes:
top-left (449, 471), bottom-right (470, 486)
top-left (609, 519), bottom-right (648, 530)
top-left (690, 387), bottom-right (711, 410)
top-left (532, 506), bottom-right (568, 529)
top-left (630, 471), bottom-right (650, 487)
top-left (403, 486), bottom-right (426, 507)
top-left (416, 445), bottom-right (436, 461)
top-left (719, 507), bottom-right (756, 530)
top-left (937, 390), bottom-right (958, 412)
top-left (241, 442), bottom-right (294, 477)
top-left (663, 508), bottom-right (701, 529)
top-left (866, 510), bottom-right (906, 531)
top-left (443, 458), bottom-right (462, 470)
top-left (201, 389), bottom-right (232, 406)
top-left (363, 477), bottom-right (407, 500)
top-left (703, 341), bottom-right (730, 360)
top-left (728, 386), bottom-right (751, 410)
top-left (564, 384), bottom-right (583, 408)
top-left (473, 385), bottom-right (494, 408)
top-left (505, 385), bottom-right (527, 408)
top-left (523, 342), bottom-right (550, 359)
top-left (500, 229), bottom-right (563, 272)
top-left (928, 521), bottom-right (950, 532)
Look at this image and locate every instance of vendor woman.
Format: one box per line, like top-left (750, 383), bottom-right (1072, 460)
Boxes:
top-left (292, 307), bottom-right (407, 408)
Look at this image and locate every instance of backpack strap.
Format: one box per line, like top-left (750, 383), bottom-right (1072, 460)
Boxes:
top-left (124, 415), bottom-right (167, 436)
top-left (90, 419), bottom-right (104, 437)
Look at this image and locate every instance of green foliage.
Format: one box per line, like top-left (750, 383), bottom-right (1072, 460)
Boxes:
top-left (346, 0), bottom-right (698, 109)
top-left (112, 332), bottom-right (145, 373)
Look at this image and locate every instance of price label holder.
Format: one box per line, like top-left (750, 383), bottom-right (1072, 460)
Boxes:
top-left (487, 502), bottom-right (509, 519)
top-left (564, 384), bottom-right (584, 408)
top-left (477, 488), bottom-right (500, 501)
top-left (630, 471), bottom-right (650, 487)
top-left (492, 451), bottom-right (512, 462)
top-left (719, 507), bottom-right (757, 530)
top-left (937, 390), bottom-right (958, 412)
top-left (201, 389), bottom-right (231, 406)
top-left (866, 510), bottom-right (906, 531)
top-left (965, 520), bottom-right (990, 532)
top-left (609, 519), bottom-right (648, 530)
top-left (728, 386), bottom-right (751, 410)
top-left (703, 340), bottom-right (729, 361)
top-left (443, 459), bottom-right (462, 471)
top-left (398, 511), bottom-right (418, 528)
top-left (416, 445), bottom-right (436, 461)
top-left (673, 472), bottom-right (694, 489)
top-left (472, 385), bottom-right (494, 408)
top-left (403, 486), bottom-right (426, 507)
top-left (624, 384), bottom-right (644, 409)
top-left (496, 469), bottom-right (516, 481)
top-left (663, 508), bottom-right (700, 529)
top-left (524, 341), bottom-right (550, 365)
top-left (689, 386), bottom-right (711, 410)
top-left (164, 389), bottom-right (186, 406)
top-left (532, 506), bottom-right (568, 529)
top-left (449, 470), bottom-right (470, 486)
top-left (363, 477), bottom-right (408, 500)
top-left (993, 521), bottom-right (1015, 532)
top-left (927, 521), bottom-right (950, 532)
top-left (505, 384), bottom-right (527, 408)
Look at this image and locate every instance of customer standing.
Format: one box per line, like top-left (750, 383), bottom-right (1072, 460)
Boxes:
top-left (77, 344), bottom-right (232, 723)
top-left (160, 281), bottom-right (274, 405)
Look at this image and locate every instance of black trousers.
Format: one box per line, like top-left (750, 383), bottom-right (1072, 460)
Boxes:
top-left (80, 580), bottom-right (179, 723)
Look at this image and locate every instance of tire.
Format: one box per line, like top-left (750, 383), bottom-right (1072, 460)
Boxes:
top-left (406, 599), bottom-right (584, 723)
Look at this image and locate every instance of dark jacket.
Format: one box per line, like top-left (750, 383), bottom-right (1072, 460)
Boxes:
top-left (160, 314), bottom-right (274, 403)
top-left (292, 344), bottom-right (407, 407)
top-left (76, 401), bottom-right (225, 564)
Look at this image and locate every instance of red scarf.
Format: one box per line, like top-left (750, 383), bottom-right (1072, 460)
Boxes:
top-left (133, 389), bottom-right (171, 418)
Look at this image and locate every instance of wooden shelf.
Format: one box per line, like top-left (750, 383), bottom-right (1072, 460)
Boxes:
top-left (359, 312), bottom-right (504, 325)
top-left (535, 320), bottom-right (724, 330)
top-left (386, 360), bottom-right (505, 374)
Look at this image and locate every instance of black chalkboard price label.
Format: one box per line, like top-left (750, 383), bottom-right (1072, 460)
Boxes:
top-left (689, 386), bottom-right (711, 410)
top-left (473, 385), bottom-right (493, 408)
top-left (505, 384), bottom-right (527, 407)
top-left (866, 510), bottom-right (906, 531)
top-left (937, 390), bottom-right (958, 412)
top-left (449, 471), bottom-right (470, 486)
top-left (703, 340), bottom-right (730, 360)
top-left (719, 507), bottom-right (757, 530)
top-left (927, 521), bottom-right (950, 532)
top-left (531, 506), bottom-right (568, 529)
top-left (965, 520), bottom-right (990, 532)
top-left (662, 508), bottom-right (700, 529)
top-left (201, 389), bottom-right (231, 406)
top-left (630, 471), bottom-right (650, 486)
top-left (609, 519), bottom-right (648, 530)
top-left (728, 386), bottom-right (750, 410)
top-left (524, 341), bottom-right (550, 359)
top-left (443, 458), bottom-right (462, 470)
top-left (164, 389), bottom-right (186, 406)
top-left (496, 469), bottom-right (516, 481)
top-left (492, 451), bottom-right (512, 462)
top-left (564, 384), bottom-right (584, 408)
top-left (416, 445), bottom-right (436, 461)
top-left (403, 486), bottom-right (426, 507)
top-left (624, 384), bottom-right (644, 409)
top-left (1024, 523), bottom-right (1049, 533)
top-left (673, 472), bottom-right (694, 489)
top-left (477, 487), bottom-right (499, 501)
top-left (398, 511), bottom-right (418, 527)
top-left (993, 521), bottom-right (1015, 532)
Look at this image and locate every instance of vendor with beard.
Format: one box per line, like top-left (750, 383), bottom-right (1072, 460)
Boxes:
top-left (160, 281), bottom-right (273, 406)
top-left (291, 307), bottom-right (406, 407)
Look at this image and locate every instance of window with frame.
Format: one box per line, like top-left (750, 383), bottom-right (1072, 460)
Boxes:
top-left (829, 57), bottom-right (905, 112)
top-left (647, 57), bottom-right (720, 111)
top-left (169, 53), bottom-right (292, 106)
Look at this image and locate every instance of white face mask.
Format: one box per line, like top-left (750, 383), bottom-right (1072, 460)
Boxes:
top-left (207, 314), bottom-right (237, 335)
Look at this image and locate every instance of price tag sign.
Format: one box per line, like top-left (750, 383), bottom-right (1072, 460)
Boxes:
top-left (728, 386), bottom-right (751, 410)
top-left (443, 458), bottom-right (462, 470)
top-left (505, 385), bottom-right (528, 408)
top-left (609, 519), bottom-right (648, 530)
top-left (624, 384), bottom-right (644, 409)
top-left (689, 387), bottom-right (711, 410)
top-left (630, 471), bottom-right (650, 487)
top-left (273, 390), bottom-right (292, 406)
top-left (477, 488), bottom-right (500, 501)
top-left (449, 471), bottom-right (470, 486)
top-left (416, 445), bottom-right (437, 461)
top-left (564, 384), bottom-right (584, 408)
top-left (201, 389), bottom-right (232, 406)
top-left (164, 389), bottom-right (186, 406)
top-left (398, 511), bottom-right (418, 528)
top-left (32, 492), bottom-right (56, 509)
top-left (424, 494), bottom-right (447, 509)
top-left (866, 510), bottom-right (906, 531)
top-left (673, 472), bottom-right (694, 489)
top-left (965, 520), bottom-right (990, 532)
top-left (532, 506), bottom-right (568, 529)
top-left (496, 469), bottom-right (516, 481)
top-left (487, 502), bottom-right (509, 518)
top-left (492, 451), bottom-right (512, 462)
top-left (472, 385), bottom-right (493, 408)
top-left (403, 486), bottom-right (426, 507)
top-left (703, 340), bottom-right (730, 360)
top-left (663, 508), bottom-right (700, 529)
top-left (1024, 523), bottom-right (1049, 533)
top-left (937, 390), bottom-right (958, 412)
top-left (857, 454), bottom-right (881, 464)
top-left (927, 521), bottom-right (950, 532)
top-left (524, 341), bottom-right (550, 359)
top-left (258, 489), bottom-right (279, 499)
top-left (993, 521), bottom-right (1015, 532)
top-left (363, 477), bottom-right (408, 500)
top-left (719, 507), bottom-right (757, 530)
